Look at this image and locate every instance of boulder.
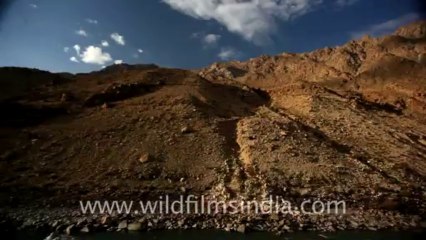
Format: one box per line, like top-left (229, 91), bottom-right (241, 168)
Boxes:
top-left (237, 224), bottom-right (246, 233)
top-left (117, 220), bottom-right (128, 229)
top-left (139, 152), bottom-right (151, 163)
top-left (180, 126), bottom-right (191, 134)
top-left (80, 226), bottom-right (90, 233)
top-left (127, 222), bottom-right (142, 231)
top-left (100, 215), bottom-right (111, 225)
top-left (65, 224), bottom-right (76, 235)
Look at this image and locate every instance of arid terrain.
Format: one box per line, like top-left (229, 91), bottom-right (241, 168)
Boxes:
top-left (0, 21), bottom-right (425, 234)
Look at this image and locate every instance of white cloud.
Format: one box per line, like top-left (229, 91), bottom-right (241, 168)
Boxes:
top-left (134, 49), bottom-right (144, 58)
top-left (70, 56), bottom-right (79, 63)
top-left (163, 0), bottom-right (321, 44)
top-left (218, 47), bottom-right (239, 60)
top-left (75, 29), bottom-right (88, 37)
top-left (80, 46), bottom-right (112, 65)
top-left (110, 33), bottom-right (125, 45)
top-left (29, 4), bottom-right (38, 8)
top-left (86, 18), bottom-right (98, 24)
top-left (192, 32), bottom-right (222, 46)
top-left (350, 13), bottom-right (420, 39)
top-left (204, 34), bottom-right (221, 45)
top-left (64, 47), bottom-right (70, 53)
top-left (101, 40), bottom-right (109, 47)
top-left (335, 0), bottom-right (359, 7)
top-left (73, 45), bottom-right (81, 55)
top-left (114, 60), bottom-right (124, 64)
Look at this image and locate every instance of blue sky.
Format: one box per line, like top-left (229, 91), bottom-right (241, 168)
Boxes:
top-left (0, 0), bottom-right (424, 73)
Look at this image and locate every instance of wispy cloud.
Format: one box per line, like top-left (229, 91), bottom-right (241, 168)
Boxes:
top-left (70, 56), bottom-right (79, 63)
top-left (134, 49), bottom-right (144, 58)
top-left (75, 29), bottom-right (88, 37)
top-left (64, 47), bottom-right (70, 53)
top-left (192, 32), bottom-right (222, 46)
top-left (110, 32), bottom-right (125, 45)
top-left (218, 47), bottom-right (239, 60)
top-left (29, 3), bottom-right (38, 9)
top-left (86, 18), bottom-right (98, 24)
top-left (114, 60), bottom-right (124, 64)
top-left (203, 33), bottom-right (221, 45)
top-left (350, 13), bottom-right (420, 39)
top-left (164, 0), bottom-right (322, 45)
top-left (73, 45), bottom-right (81, 55)
top-left (101, 40), bottom-right (109, 47)
top-left (191, 32), bottom-right (201, 38)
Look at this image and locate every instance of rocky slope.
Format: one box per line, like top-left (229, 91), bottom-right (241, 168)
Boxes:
top-left (199, 20), bottom-right (426, 207)
top-left (0, 21), bottom-right (425, 233)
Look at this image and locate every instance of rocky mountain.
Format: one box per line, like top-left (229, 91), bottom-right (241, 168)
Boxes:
top-left (0, 21), bottom-right (425, 232)
top-left (197, 20), bottom-right (426, 210)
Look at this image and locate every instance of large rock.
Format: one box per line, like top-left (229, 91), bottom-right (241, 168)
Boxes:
top-left (80, 226), bottom-right (90, 233)
top-left (65, 224), bottom-right (76, 235)
top-left (117, 220), bottom-right (128, 229)
top-left (237, 224), bottom-right (246, 233)
top-left (127, 222), bottom-right (142, 231)
top-left (139, 152), bottom-right (151, 163)
top-left (100, 215), bottom-right (111, 225)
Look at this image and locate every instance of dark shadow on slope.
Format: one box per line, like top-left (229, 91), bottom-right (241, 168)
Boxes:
top-left (349, 93), bottom-right (404, 115)
top-left (84, 81), bottom-right (164, 107)
top-left (217, 119), bottom-right (240, 158)
top-left (0, 102), bottom-right (67, 128)
top-left (225, 66), bottom-right (247, 78)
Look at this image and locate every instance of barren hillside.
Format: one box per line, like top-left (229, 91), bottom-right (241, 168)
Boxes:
top-left (0, 21), bottom-right (425, 231)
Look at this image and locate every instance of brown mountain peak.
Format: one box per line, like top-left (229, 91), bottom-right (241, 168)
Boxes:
top-left (394, 19), bottom-right (426, 39)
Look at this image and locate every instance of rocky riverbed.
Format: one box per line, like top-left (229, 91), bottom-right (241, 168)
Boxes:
top-left (1, 206), bottom-right (425, 237)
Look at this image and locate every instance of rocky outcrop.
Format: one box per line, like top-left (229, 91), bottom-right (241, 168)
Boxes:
top-left (199, 21), bottom-right (426, 118)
